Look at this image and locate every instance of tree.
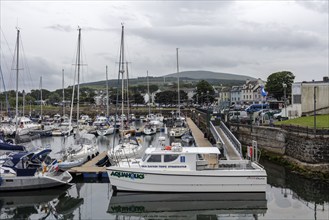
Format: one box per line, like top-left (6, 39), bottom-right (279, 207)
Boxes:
top-left (132, 93), bottom-right (144, 104)
top-left (48, 93), bottom-right (61, 104)
top-left (265, 71), bottom-right (295, 101)
top-left (193, 80), bottom-right (215, 104)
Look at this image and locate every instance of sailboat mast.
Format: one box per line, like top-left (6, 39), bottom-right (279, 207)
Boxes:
top-left (40, 76), bottom-right (42, 120)
top-left (147, 70), bottom-right (150, 116)
top-left (15, 29), bottom-right (20, 133)
top-left (176, 48), bottom-right (180, 118)
top-left (62, 69), bottom-right (65, 116)
top-left (106, 65), bottom-right (109, 117)
top-left (126, 62), bottom-right (130, 119)
top-left (76, 27), bottom-right (81, 126)
top-left (120, 25), bottom-right (125, 130)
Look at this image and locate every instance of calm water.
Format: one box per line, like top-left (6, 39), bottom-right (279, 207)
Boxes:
top-left (1, 125), bottom-right (328, 220)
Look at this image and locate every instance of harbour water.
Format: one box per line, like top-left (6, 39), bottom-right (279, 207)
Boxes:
top-left (1, 127), bottom-right (328, 220)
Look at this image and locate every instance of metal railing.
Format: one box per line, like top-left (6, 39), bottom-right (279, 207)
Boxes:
top-left (219, 121), bottom-right (242, 157)
top-left (209, 121), bottom-right (227, 156)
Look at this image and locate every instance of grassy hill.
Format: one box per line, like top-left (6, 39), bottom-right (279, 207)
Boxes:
top-left (80, 70), bottom-right (256, 89)
top-left (164, 70), bottom-right (256, 81)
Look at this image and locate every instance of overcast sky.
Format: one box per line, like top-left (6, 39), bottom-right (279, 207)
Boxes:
top-left (1, 0), bottom-right (328, 91)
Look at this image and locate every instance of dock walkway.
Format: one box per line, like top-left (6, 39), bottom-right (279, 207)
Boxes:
top-left (68, 151), bottom-right (107, 175)
top-left (186, 117), bottom-right (212, 147)
top-left (186, 118), bottom-right (217, 167)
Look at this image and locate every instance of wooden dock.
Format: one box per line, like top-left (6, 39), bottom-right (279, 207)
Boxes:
top-left (186, 117), bottom-right (218, 167)
top-left (186, 117), bottom-right (212, 147)
top-left (68, 151), bottom-right (108, 177)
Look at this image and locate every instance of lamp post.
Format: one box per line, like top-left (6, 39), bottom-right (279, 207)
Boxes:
top-left (282, 83), bottom-right (287, 118)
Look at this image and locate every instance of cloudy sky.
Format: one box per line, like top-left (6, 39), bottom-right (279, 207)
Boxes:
top-left (1, 0), bottom-right (328, 91)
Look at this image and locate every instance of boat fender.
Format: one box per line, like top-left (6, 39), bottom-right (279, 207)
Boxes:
top-left (164, 146), bottom-right (172, 150)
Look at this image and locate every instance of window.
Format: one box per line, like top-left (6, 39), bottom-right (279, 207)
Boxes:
top-left (147, 155), bottom-right (161, 162)
top-left (164, 154), bottom-right (179, 162)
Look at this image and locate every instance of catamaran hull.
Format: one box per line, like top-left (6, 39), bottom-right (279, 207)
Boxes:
top-left (107, 168), bottom-right (267, 193)
top-left (0, 171), bottom-right (72, 191)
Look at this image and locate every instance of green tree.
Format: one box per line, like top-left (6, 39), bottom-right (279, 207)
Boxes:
top-left (265, 71), bottom-right (295, 101)
top-left (194, 80), bottom-right (215, 104)
top-left (48, 93), bottom-right (61, 104)
top-left (131, 93), bottom-right (144, 104)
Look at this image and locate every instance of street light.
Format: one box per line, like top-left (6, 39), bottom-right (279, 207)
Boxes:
top-left (282, 83), bottom-right (287, 118)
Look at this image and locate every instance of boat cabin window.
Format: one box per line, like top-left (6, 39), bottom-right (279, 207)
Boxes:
top-left (197, 154), bottom-right (204, 160)
top-left (164, 154), bottom-right (179, 162)
top-left (147, 154), bottom-right (161, 162)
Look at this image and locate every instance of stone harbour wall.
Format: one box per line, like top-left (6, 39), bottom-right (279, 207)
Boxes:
top-left (230, 124), bottom-right (329, 164)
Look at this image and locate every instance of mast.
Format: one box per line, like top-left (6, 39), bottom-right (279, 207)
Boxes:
top-left (62, 69), bottom-right (65, 116)
top-left (126, 62), bottom-right (130, 119)
top-left (76, 27), bottom-right (81, 127)
top-left (106, 65), bottom-right (109, 117)
top-left (147, 70), bottom-right (150, 116)
top-left (40, 76), bottom-right (42, 121)
top-left (119, 25), bottom-right (125, 131)
top-left (15, 29), bottom-right (20, 134)
top-left (176, 48), bottom-right (180, 118)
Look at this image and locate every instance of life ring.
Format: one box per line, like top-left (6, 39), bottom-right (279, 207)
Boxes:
top-left (164, 146), bottom-right (172, 150)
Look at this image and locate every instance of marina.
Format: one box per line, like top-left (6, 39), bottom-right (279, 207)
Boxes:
top-left (0, 116), bottom-right (328, 219)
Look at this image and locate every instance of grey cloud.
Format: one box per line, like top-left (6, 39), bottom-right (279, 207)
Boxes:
top-left (129, 22), bottom-right (325, 50)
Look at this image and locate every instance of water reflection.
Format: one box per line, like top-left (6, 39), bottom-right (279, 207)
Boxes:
top-left (108, 192), bottom-right (267, 219)
top-left (0, 185), bottom-right (83, 219)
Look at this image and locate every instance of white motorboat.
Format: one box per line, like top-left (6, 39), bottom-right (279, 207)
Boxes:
top-left (3, 116), bottom-right (41, 137)
top-left (97, 125), bottom-right (115, 136)
top-left (107, 146), bottom-right (267, 193)
top-left (0, 150), bottom-right (72, 191)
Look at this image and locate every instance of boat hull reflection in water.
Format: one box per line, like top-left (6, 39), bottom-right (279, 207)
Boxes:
top-left (0, 185), bottom-right (83, 219)
top-left (108, 192), bottom-right (267, 219)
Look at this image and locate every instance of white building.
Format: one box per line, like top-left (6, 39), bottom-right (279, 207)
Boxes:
top-left (290, 77), bottom-right (329, 117)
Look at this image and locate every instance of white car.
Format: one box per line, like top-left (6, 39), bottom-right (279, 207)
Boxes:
top-left (273, 111), bottom-right (282, 119)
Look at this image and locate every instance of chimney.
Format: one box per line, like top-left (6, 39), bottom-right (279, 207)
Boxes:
top-left (323, 76), bottom-right (329, 82)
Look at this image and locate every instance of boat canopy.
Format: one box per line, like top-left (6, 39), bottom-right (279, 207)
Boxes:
top-left (0, 142), bottom-right (26, 152)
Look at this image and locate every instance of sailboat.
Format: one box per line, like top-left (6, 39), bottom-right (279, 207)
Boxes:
top-left (1, 29), bottom-right (41, 138)
top-left (143, 71), bottom-right (157, 135)
top-left (107, 25), bottom-right (142, 160)
top-left (58, 27), bottom-right (99, 170)
top-left (52, 69), bottom-right (74, 136)
top-left (169, 48), bottom-right (189, 138)
top-left (96, 66), bottom-right (114, 136)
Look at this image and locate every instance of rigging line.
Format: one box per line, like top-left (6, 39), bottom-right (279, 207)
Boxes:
top-left (19, 34), bottom-right (36, 91)
top-left (0, 29), bottom-right (16, 87)
top-left (0, 66), bottom-right (11, 116)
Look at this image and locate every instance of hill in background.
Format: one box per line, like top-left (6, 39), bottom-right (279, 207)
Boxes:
top-left (164, 70), bottom-right (256, 81)
top-left (80, 70), bottom-right (256, 89)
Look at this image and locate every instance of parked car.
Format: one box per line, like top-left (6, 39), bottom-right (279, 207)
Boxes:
top-left (273, 110), bottom-right (282, 119)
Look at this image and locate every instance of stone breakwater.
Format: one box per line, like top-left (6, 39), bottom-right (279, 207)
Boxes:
top-left (229, 123), bottom-right (329, 177)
